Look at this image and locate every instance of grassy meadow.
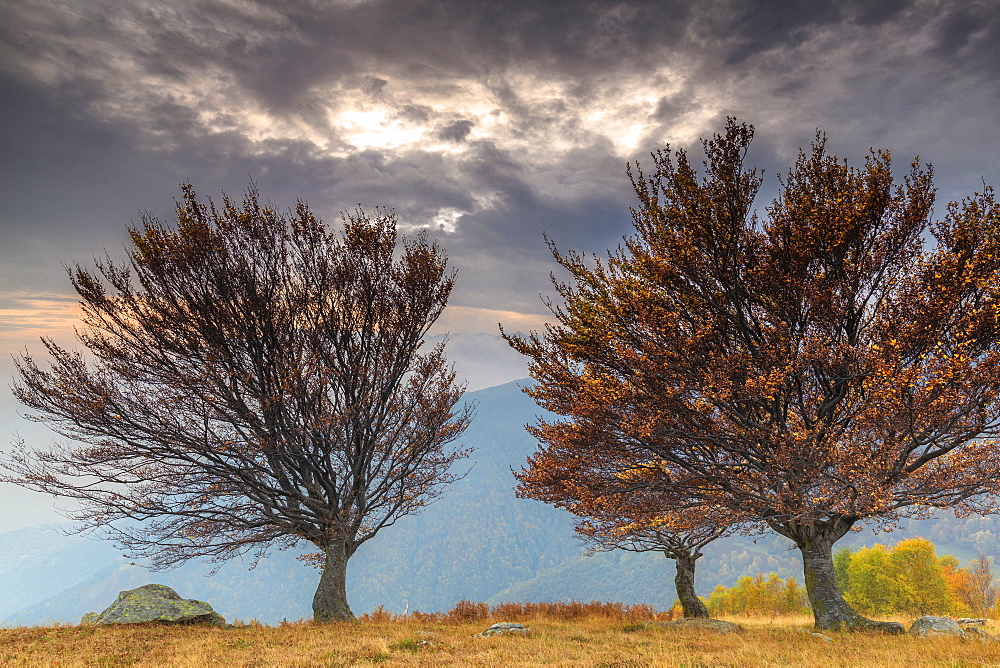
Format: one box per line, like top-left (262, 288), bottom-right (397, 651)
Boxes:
top-left (2, 602), bottom-right (1000, 667)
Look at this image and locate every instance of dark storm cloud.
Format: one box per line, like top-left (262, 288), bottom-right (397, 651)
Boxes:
top-left (1, 0), bottom-right (999, 320)
top-left (713, 0), bottom-right (912, 65)
top-left (261, 0), bottom-right (692, 84)
top-left (437, 120), bottom-right (474, 143)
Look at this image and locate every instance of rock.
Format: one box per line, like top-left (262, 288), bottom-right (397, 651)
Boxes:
top-left (474, 622), bottom-right (530, 637)
top-left (908, 616), bottom-right (965, 638)
top-left (955, 618), bottom-right (988, 626)
top-left (963, 626), bottom-right (994, 642)
top-left (93, 584), bottom-right (225, 626)
top-left (859, 620), bottom-right (906, 634)
top-left (796, 628), bottom-right (834, 643)
top-left (414, 639), bottom-right (448, 648)
top-left (79, 612), bottom-right (100, 625)
top-left (649, 618), bottom-right (743, 635)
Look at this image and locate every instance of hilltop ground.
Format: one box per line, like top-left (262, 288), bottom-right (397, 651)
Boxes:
top-left (2, 609), bottom-right (998, 667)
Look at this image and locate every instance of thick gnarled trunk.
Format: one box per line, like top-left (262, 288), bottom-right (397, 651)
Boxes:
top-left (781, 518), bottom-right (902, 633)
top-left (313, 537), bottom-right (355, 622)
top-left (673, 551), bottom-right (709, 618)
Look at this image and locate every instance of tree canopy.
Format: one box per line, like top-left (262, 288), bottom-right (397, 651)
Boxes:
top-left (4, 184), bottom-right (472, 622)
top-left (835, 538), bottom-right (997, 618)
top-left (509, 119), bottom-right (1000, 631)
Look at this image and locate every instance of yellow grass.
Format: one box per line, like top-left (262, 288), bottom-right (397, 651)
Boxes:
top-left (3, 608), bottom-right (1000, 667)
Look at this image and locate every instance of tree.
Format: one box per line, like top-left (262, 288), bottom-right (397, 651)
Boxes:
top-left (3, 184), bottom-right (472, 622)
top-left (508, 119), bottom-right (1000, 631)
top-left (837, 538), bottom-right (961, 617)
top-left (706, 573), bottom-right (810, 617)
top-left (509, 349), bottom-right (734, 620)
top-left (572, 503), bottom-right (730, 618)
top-left (947, 553), bottom-right (998, 616)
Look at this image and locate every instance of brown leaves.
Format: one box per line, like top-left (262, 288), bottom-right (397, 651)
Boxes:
top-left (3, 182), bottom-right (471, 569)
top-left (512, 118), bottom-right (1000, 540)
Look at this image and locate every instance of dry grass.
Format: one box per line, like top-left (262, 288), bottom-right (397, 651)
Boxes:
top-left (3, 604), bottom-right (1000, 667)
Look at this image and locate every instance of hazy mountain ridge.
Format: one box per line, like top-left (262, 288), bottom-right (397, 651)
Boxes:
top-left (2, 379), bottom-right (999, 626)
top-left (1, 379), bottom-right (581, 625)
top-left (0, 526), bottom-right (124, 620)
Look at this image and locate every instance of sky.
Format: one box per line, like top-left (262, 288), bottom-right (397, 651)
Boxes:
top-left (0, 0), bottom-right (998, 530)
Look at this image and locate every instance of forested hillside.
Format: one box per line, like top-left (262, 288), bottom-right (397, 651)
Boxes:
top-left (2, 379), bottom-right (998, 626)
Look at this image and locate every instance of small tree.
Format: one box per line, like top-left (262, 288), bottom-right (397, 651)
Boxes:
top-left (952, 554), bottom-right (998, 616)
top-left (706, 573), bottom-right (810, 617)
top-left (509, 119), bottom-right (1000, 631)
top-left (576, 507), bottom-right (730, 618)
top-left (515, 452), bottom-right (730, 618)
top-left (3, 184), bottom-right (472, 622)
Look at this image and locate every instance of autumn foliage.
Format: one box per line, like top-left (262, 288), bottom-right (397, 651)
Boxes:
top-left (835, 538), bottom-right (998, 618)
top-left (509, 119), bottom-right (1000, 631)
top-left (706, 573), bottom-right (810, 617)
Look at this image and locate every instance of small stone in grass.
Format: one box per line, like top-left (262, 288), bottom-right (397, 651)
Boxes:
top-left (474, 622), bottom-right (530, 637)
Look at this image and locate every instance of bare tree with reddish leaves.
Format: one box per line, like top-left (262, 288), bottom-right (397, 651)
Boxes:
top-left (3, 184), bottom-right (472, 622)
top-left (513, 429), bottom-right (730, 618)
top-left (578, 505), bottom-right (732, 619)
top-left (509, 119), bottom-right (1000, 631)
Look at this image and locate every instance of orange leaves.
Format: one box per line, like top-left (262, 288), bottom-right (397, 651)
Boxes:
top-left (512, 118), bottom-right (1000, 542)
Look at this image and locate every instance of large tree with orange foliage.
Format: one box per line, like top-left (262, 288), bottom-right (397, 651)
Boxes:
top-left (3, 185), bottom-right (472, 622)
top-left (509, 119), bottom-right (1000, 631)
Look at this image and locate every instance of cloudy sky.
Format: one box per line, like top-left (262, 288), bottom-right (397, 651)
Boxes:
top-left (1, 0), bottom-right (998, 529)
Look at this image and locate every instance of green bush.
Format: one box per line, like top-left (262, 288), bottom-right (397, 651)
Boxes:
top-left (706, 573), bottom-right (809, 616)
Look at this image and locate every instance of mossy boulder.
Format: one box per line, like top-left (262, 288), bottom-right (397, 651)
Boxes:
top-left (94, 584), bottom-right (225, 626)
top-left (908, 616), bottom-right (964, 638)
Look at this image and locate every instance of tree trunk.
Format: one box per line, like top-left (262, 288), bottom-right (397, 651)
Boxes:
top-left (673, 551), bottom-right (709, 618)
top-left (781, 518), bottom-right (902, 633)
top-left (312, 537), bottom-right (355, 622)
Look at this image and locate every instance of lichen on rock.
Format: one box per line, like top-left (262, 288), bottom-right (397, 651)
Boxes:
top-left (473, 622), bottom-right (530, 637)
top-left (93, 584), bottom-right (225, 626)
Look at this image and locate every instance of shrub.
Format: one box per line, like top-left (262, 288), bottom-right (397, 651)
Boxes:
top-left (706, 573), bottom-right (809, 616)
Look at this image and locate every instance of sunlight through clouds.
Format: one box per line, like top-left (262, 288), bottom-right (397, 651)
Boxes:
top-left (2, 0), bottom-right (998, 366)
top-left (335, 107), bottom-right (428, 151)
top-left (0, 0), bottom-right (709, 188)
top-left (430, 207), bottom-right (465, 234)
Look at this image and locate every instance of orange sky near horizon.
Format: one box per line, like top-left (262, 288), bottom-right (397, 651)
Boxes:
top-left (0, 290), bottom-right (551, 377)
